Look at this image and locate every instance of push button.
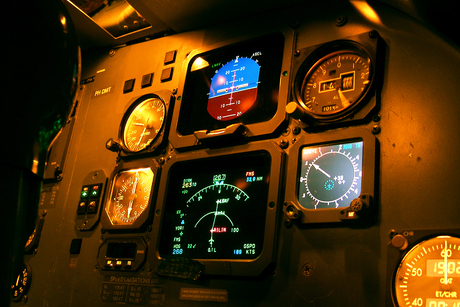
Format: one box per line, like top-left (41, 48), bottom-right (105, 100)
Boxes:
top-left (164, 50), bottom-right (177, 65)
top-left (77, 201), bottom-right (87, 214)
top-left (81, 186), bottom-right (90, 198)
top-left (161, 67), bottom-right (174, 82)
top-left (141, 73), bottom-right (153, 88)
top-left (123, 79), bottom-right (135, 93)
top-left (90, 184), bottom-right (101, 198)
top-left (87, 200), bottom-right (98, 213)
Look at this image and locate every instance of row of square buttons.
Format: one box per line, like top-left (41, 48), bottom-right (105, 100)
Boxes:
top-left (123, 50), bottom-right (177, 93)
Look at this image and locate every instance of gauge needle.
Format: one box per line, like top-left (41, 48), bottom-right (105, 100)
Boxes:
top-left (311, 162), bottom-right (331, 178)
top-left (136, 117), bottom-right (151, 150)
top-left (337, 88), bottom-right (351, 108)
top-left (127, 173), bottom-right (139, 218)
top-left (444, 240), bottom-right (448, 284)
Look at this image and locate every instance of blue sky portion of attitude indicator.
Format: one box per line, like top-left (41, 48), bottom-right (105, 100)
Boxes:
top-left (207, 56), bottom-right (260, 121)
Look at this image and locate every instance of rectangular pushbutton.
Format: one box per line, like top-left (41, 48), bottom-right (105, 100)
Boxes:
top-left (141, 73), bottom-right (153, 88)
top-left (123, 79), bottom-right (135, 93)
top-left (164, 50), bottom-right (177, 65)
top-left (77, 201), bottom-right (87, 214)
top-left (161, 67), bottom-right (174, 82)
top-left (90, 184), bottom-right (101, 198)
top-left (87, 200), bottom-right (98, 213)
top-left (81, 186), bottom-right (90, 198)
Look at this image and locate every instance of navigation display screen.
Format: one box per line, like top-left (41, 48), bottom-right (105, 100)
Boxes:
top-left (158, 151), bottom-right (271, 260)
top-left (298, 140), bottom-right (363, 210)
top-left (177, 33), bottom-right (284, 135)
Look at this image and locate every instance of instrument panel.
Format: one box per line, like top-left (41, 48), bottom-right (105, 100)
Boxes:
top-left (12, 1), bottom-right (460, 306)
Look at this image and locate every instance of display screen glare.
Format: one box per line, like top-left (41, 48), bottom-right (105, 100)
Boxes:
top-left (177, 33), bottom-right (284, 135)
top-left (298, 140), bottom-right (363, 209)
top-left (159, 152), bottom-right (271, 260)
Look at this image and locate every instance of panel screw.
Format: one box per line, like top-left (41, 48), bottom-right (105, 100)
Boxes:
top-left (336, 15), bottom-right (348, 27)
top-left (109, 49), bottom-right (116, 57)
top-left (302, 263), bottom-right (313, 276)
top-left (368, 30), bottom-right (378, 39)
top-left (371, 125), bottom-right (381, 135)
top-left (279, 139), bottom-right (289, 149)
top-left (294, 50), bottom-right (300, 57)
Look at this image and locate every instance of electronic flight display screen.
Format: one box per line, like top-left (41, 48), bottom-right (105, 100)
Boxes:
top-left (298, 141), bottom-right (363, 210)
top-left (177, 33), bottom-right (284, 135)
top-left (158, 151), bottom-right (271, 260)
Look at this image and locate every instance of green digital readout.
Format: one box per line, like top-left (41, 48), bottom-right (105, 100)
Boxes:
top-left (159, 152), bottom-right (271, 260)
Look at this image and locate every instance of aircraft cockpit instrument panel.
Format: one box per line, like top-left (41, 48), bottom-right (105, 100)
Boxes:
top-left (170, 32), bottom-right (293, 149)
top-left (150, 141), bottom-right (283, 276)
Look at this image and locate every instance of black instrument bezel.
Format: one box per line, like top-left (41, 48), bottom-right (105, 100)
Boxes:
top-left (149, 141), bottom-right (284, 276)
top-left (284, 127), bottom-right (377, 224)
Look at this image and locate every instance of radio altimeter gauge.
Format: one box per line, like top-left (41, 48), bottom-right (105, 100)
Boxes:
top-left (102, 161), bottom-right (159, 230)
top-left (392, 236), bottom-right (460, 307)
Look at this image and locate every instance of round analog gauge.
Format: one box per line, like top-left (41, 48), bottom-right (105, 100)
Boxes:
top-left (11, 262), bottom-right (32, 301)
top-left (122, 97), bottom-right (165, 152)
top-left (393, 235), bottom-right (460, 307)
top-left (298, 141), bottom-right (363, 209)
top-left (105, 167), bottom-right (153, 227)
top-left (298, 49), bottom-right (372, 118)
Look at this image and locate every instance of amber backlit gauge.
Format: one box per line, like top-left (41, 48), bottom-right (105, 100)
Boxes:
top-left (105, 167), bottom-right (153, 227)
top-left (393, 236), bottom-right (460, 307)
top-left (122, 97), bottom-right (165, 152)
top-left (298, 50), bottom-right (372, 118)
